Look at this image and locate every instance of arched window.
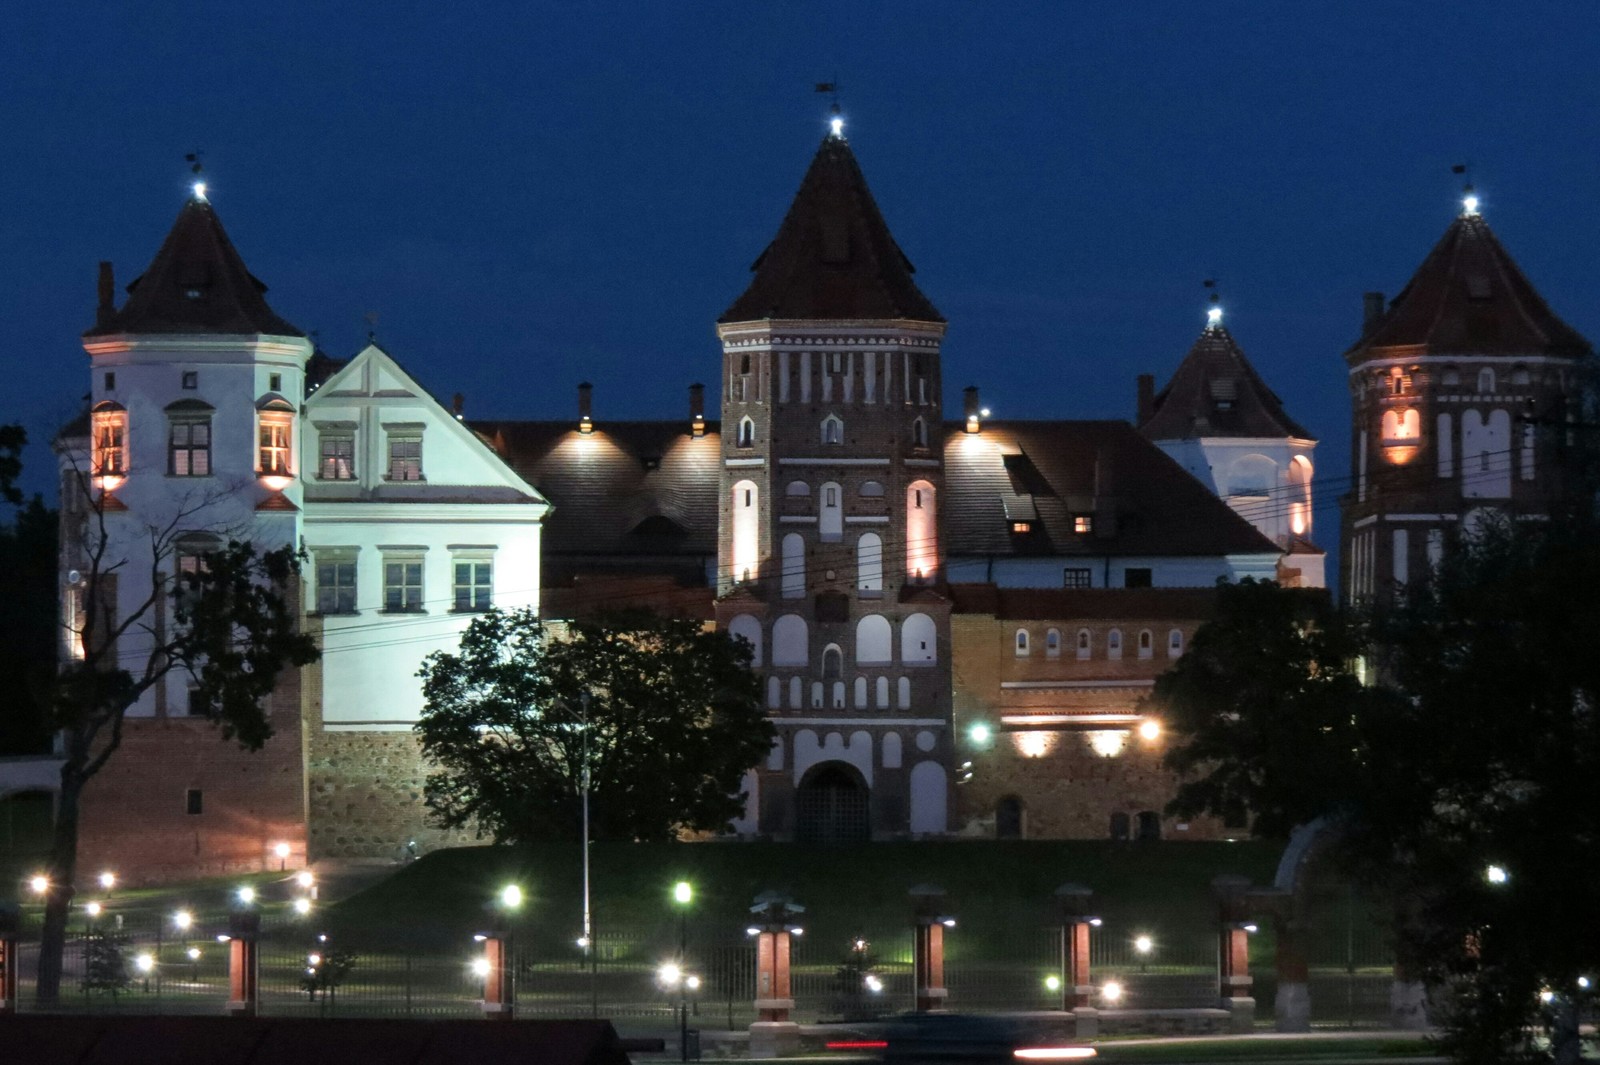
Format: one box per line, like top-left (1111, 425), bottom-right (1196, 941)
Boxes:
top-left (1076, 629), bottom-right (1091, 660)
top-left (731, 480), bottom-right (759, 583)
top-left (781, 533), bottom-right (806, 599)
top-left (810, 682), bottom-right (824, 709)
top-left (854, 677), bottom-right (868, 709)
top-left (1289, 455), bottom-right (1313, 537)
top-left (857, 532), bottom-right (883, 594)
top-left (832, 681), bottom-right (846, 709)
top-left (996, 796), bottom-right (1024, 840)
top-left (1137, 630), bottom-right (1153, 659)
top-left (902, 613), bottom-right (937, 664)
top-left (820, 482), bottom-right (843, 542)
top-left (737, 416), bottom-right (755, 449)
top-left (728, 614), bottom-right (763, 666)
top-left (856, 615), bottom-right (892, 664)
top-left (789, 677), bottom-right (802, 709)
top-left (822, 644), bottom-right (843, 681)
top-left (897, 676), bottom-right (912, 709)
top-left (1014, 629), bottom-right (1030, 657)
top-left (882, 731), bottom-right (902, 767)
top-left (772, 615), bottom-right (808, 666)
top-left (906, 480), bottom-right (938, 582)
top-left (1227, 454), bottom-right (1276, 497)
top-left (767, 676), bottom-right (781, 709)
top-left (785, 480), bottom-right (810, 497)
top-left (821, 415), bottom-right (844, 445)
top-left (1107, 629), bottom-right (1123, 660)
top-left (1381, 409), bottom-right (1421, 443)
top-left (859, 480), bottom-right (885, 497)
top-left (911, 417), bottom-right (928, 449)
top-left (1167, 629), bottom-right (1183, 658)
top-left (1478, 367), bottom-right (1496, 394)
top-left (1110, 812), bottom-right (1131, 841)
top-left (876, 676), bottom-right (890, 709)
top-left (1045, 628), bottom-right (1061, 659)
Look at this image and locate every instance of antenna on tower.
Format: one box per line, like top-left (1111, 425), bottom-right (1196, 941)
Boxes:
top-left (185, 151), bottom-right (207, 201)
top-left (815, 79), bottom-right (845, 138)
top-left (1203, 279), bottom-right (1223, 327)
top-left (1452, 163), bottom-right (1479, 215)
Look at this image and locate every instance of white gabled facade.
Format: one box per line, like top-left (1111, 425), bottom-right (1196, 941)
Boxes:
top-left (300, 343), bottom-right (548, 730)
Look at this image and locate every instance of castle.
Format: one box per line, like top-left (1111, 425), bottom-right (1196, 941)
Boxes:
top-left (54, 121), bottom-right (1586, 880)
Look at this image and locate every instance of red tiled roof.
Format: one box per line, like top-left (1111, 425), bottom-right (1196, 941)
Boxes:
top-left (941, 420), bottom-right (1281, 559)
top-left (85, 198), bottom-right (304, 338)
top-left (720, 135), bottom-right (943, 323)
top-left (1140, 325), bottom-right (1312, 441)
top-left (1346, 214), bottom-right (1591, 361)
top-left (949, 583), bottom-right (1219, 621)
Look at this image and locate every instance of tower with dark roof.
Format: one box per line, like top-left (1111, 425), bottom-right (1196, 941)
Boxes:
top-left (1340, 195), bottom-right (1593, 604)
top-left (714, 119), bottom-right (954, 840)
top-left (1138, 306), bottom-right (1323, 586)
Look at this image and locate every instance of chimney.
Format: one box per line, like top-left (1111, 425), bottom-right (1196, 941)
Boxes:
top-left (963, 386), bottom-right (981, 433)
top-left (96, 262), bottom-right (115, 328)
top-left (689, 383), bottom-right (706, 438)
top-left (451, 392), bottom-right (465, 419)
top-left (1363, 292), bottom-right (1385, 332)
top-left (1136, 374), bottom-right (1155, 426)
top-left (577, 382), bottom-right (593, 434)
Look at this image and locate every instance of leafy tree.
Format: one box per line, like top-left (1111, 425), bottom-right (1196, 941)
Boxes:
top-left (0, 495), bottom-right (57, 755)
top-left (416, 607), bottom-right (772, 842)
top-left (80, 925), bottom-right (131, 997)
top-left (0, 423), bottom-right (24, 505)
top-left (34, 467), bottom-right (320, 1005)
top-left (300, 944), bottom-right (358, 1012)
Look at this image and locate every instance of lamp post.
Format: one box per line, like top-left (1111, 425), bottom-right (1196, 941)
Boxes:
top-left (580, 692), bottom-right (597, 1018)
top-left (673, 881), bottom-right (694, 1060)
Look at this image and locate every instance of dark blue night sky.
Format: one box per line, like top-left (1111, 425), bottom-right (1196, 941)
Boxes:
top-left (6, 0), bottom-right (1599, 540)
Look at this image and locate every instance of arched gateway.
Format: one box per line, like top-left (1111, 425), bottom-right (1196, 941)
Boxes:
top-left (794, 762), bottom-right (870, 844)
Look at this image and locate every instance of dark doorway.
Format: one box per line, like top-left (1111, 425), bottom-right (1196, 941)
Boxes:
top-left (1136, 810), bottom-right (1162, 840)
top-left (1110, 811), bottom-right (1130, 841)
top-left (795, 764), bottom-right (870, 844)
top-left (995, 796), bottom-right (1024, 839)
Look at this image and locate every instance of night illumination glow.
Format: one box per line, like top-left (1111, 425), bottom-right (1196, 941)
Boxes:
top-left (685, 974), bottom-right (701, 991)
top-left (1101, 980), bottom-right (1124, 1003)
top-left (236, 886), bottom-right (256, 905)
top-left (1463, 194), bottom-right (1480, 216)
top-left (135, 952), bottom-right (155, 974)
top-left (173, 910), bottom-right (193, 930)
top-left (192, 181), bottom-right (207, 201)
top-left (864, 974), bottom-right (884, 993)
top-left (472, 956), bottom-right (491, 978)
top-left (187, 947), bottom-right (202, 960)
top-left (830, 115), bottom-right (844, 138)
top-left (296, 870), bottom-right (315, 889)
top-left (273, 842), bottom-right (291, 859)
top-left (1539, 989), bottom-right (1555, 1003)
top-left (1014, 1049), bottom-right (1097, 1061)
top-left (1486, 864), bottom-right (1509, 885)
top-left (98, 871), bottom-right (116, 890)
top-left (658, 962), bottom-right (682, 986)
top-left (500, 884), bottom-right (523, 909)
top-left (1206, 305), bottom-right (1223, 327)
top-left (1578, 976), bottom-right (1590, 989)
top-left (941, 917), bottom-right (957, 928)
top-left (1044, 974), bottom-right (1062, 992)
top-left (293, 897), bottom-right (313, 915)
top-left (1133, 934), bottom-right (1154, 954)
top-left (1014, 730), bottom-right (1054, 758)
top-left (673, 880), bottom-right (693, 905)
top-left (85, 901), bottom-right (103, 917)
top-left (1087, 730), bottom-right (1129, 758)
top-left (1137, 719), bottom-right (1161, 742)
top-left (980, 408), bottom-right (992, 418)
top-left (29, 874), bottom-right (48, 895)
top-left (969, 722), bottom-right (992, 745)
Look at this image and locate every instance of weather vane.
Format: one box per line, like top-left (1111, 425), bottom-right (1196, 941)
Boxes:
top-left (1452, 163), bottom-right (1479, 216)
top-left (1203, 279), bottom-right (1223, 327)
top-left (815, 79), bottom-right (844, 138)
top-left (185, 151), bottom-right (207, 201)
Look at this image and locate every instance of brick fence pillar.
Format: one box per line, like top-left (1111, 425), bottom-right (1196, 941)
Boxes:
top-left (911, 885), bottom-right (951, 1013)
top-left (1213, 875), bottom-right (1255, 1032)
top-left (225, 912), bottom-right (260, 1018)
top-left (1053, 883), bottom-right (1098, 1039)
top-left (0, 904), bottom-right (20, 1015)
top-left (479, 933), bottom-right (514, 1020)
top-left (748, 891), bottom-right (803, 1059)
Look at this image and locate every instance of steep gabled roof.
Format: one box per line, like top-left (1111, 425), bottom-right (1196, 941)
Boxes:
top-left (1346, 213), bottom-right (1591, 362)
top-left (720, 134), bottom-right (943, 323)
top-left (1140, 324), bottom-right (1312, 441)
top-left (85, 196), bottom-right (304, 338)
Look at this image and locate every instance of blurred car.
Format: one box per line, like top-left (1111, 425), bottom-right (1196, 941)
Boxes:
top-left (829, 1014), bottom-right (1094, 1064)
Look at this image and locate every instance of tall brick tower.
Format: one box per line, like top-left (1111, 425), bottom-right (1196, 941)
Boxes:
top-left (715, 115), bottom-right (953, 841)
top-left (1341, 190), bottom-right (1592, 604)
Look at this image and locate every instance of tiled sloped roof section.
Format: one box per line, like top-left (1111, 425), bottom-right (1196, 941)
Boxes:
top-left (1140, 325), bottom-right (1312, 441)
top-left (1346, 214), bottom-right (1591, 361)
top-left (86, 198), bottom-right (304, 338)
top-left (720, 135), bottom-right (943, 323)
top-left (949, 584), bottom-right (1219, 621)
top-left (942, 420), bottom-right (1280, 559)
top-left (473, 420), bottom-right (721, 563)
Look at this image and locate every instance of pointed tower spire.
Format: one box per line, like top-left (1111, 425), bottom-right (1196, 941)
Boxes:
top-left (719, 128), bottom-right (942, 323)
top-left (85, 189), bottom-right (304, 338)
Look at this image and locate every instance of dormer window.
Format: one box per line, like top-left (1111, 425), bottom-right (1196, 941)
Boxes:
top-left (319, 431), bottom-right (356, 480)
top-left (1011, 521), bottom-right (1032, 534)
top-left (1073, 514), bottom-right (1093, 535)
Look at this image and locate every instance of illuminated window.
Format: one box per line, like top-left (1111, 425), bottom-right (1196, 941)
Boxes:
top-left (906, 481), bottom-right (937, 581)
top-left (1011, 521), bottom-right (1032, 534)
top-left (91, 405), bottom-right (127, 476)
top-left (387, 434), bottom-right (423, 481)
top-left (1063, 567), bottom-right (1091, 589)
top-left (731, 480), bottom-right (760, 582)
top-left (168, 416), bottom-right (211, 476)
top-left (258, 416), bottom-right (292, 475)
top-left (315, 554), bottom-right (358, 615)
top-left (453, 558), bottom-right (492, 612)
top-left (1381, 409), bottom-right (1421, 443)
top-left (319, 433), bottom-right (355, 480)
top-left (1073, 514), bottom-right (1093, 535)
top-left (383, 557), bottom-right (425, 613)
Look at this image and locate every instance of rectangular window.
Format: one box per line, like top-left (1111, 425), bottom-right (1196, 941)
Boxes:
top-left (387, 435), bottom-right (423, 481)
top-left (453, 560), bottom-right (492, 612)
top-left (169, 418), bottom-right (211, 476)
top-left (92, 411), bottom-right (127, 475)
top-left (182, 371), bottom-right (198, 390)
top-left (320, 433), bottom-right (356, 480)
top-left (269, 373), bottom-right (282, 392)
top-left (185, 685), bottom-right (211, 717)
top-left (1072, 514), bottom-right (1093, 535)
top-left (1063, 567), bottom-right (1091, 589)
top-left (185, 789), bottom-right (203, 815)
top-left (104, 372), bottom-right (116, 391)
top-left (383, 558), bottom-right (424, 613)
top-left (258, 418), bottom-right (291, 474)
top-left (316, 558), bottom-right (358, 614)
top-left (1124, 568), bottom-right (1153, 589)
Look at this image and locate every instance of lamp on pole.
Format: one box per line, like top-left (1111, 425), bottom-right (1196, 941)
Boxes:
top-left (673, 880), bottom-right (694, 1061)
top-left (580, 691), bottom-right (597, 1017)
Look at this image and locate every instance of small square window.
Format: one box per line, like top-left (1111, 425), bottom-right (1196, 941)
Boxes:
top-left (1063, 567), bottom-right (1091, 589)
top-left (1073, 514), bottom-right (1093, 535)
top-left (269, 373), bottom-right (282, 392)
top-left (1011, 521), bottom-right (1032, 534)
top-left (185, 789), bottom-right (203, 815)
top-left (104, 372), bottom-right (116, 391)
top-left (182, 371), bottom-right (198, 390)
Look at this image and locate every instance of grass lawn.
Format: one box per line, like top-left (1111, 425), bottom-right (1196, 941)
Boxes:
top-left (326, 840), bottom-right (1285, 955)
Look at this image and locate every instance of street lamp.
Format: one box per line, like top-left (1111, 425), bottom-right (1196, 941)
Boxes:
top-left (293, 897), bottom-right (313, 916)
top-left (273, 842), bottom-right (291, 871)
top-left (98, 871), bottom-right (116, 891)
top-left (28, 874), bottom-right (48, 896)
top-left (1486, 864), bottom-right (1509, 885)
top-left (236, 886), bottom-right (256, 906)
top-left (500, 884), bottom-right (524, 910)
top-left (670, 882), bottom-right (695, 1063)
top-left (1102, 980), bottom-right (1124, 1004)
top-left (173, 909), bottom-right (193, 931)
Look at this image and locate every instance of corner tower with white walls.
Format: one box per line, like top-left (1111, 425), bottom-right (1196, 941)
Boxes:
top-left (1138, 302), bottom-right (1323, 587)
top-left (716, 118), bottom-right (954, 841)
top-left (1340, 192), bottom-right (1592, 605)
top-left (64, 185), bottom-right (315, 877)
